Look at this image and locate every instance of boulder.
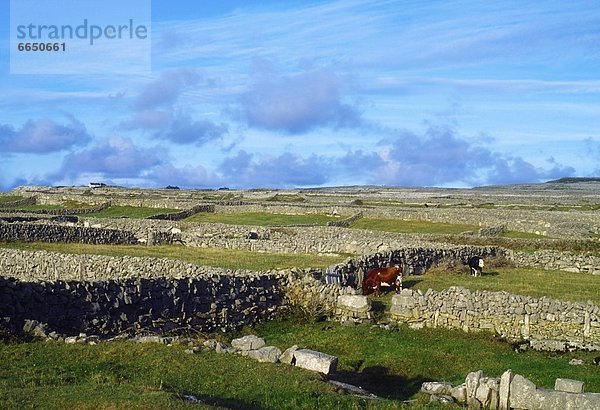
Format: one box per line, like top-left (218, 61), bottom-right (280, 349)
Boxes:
top-left (279, 345), bottom-right (299, 365)
top-left (231, 335), bottom-right (265, 351)
top-left (294, 349), bottom-right (338, 375)
top-left (247, 346), bottom-right (281, 363)
top-left (337, 295), bottom-right (371, 313)
top-left (451, 383), bottom-right (467, 403)
top-left (499, 369), bottom-right (512, 410)
top-left (555, 378), bottom-right (585, 394)
top-left (421, 381), bottom-right (452, 395)
top-left (509, 374), bottom-right (536, 409)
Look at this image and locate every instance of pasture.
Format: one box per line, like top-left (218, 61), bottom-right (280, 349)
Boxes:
top-left (1, 319), bottom-right (598, 409)
top-left (1, 183), bottom-right (599, 409)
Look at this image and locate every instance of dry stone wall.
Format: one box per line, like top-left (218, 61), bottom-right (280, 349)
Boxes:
top-left (0, 274), bottom-right (283, 336)
top-left (390, 287), bottom-right (600, 351)
top-left (146, 204), bottom-right (215, 221)
top-left (511, 250), bottom-right (600, 275)
top-left (0, 222), bottom-right (139, 245)
top-left (0, 249), bottom-right (345, 336)
top-left (331, 245), bottom-right (505, 287)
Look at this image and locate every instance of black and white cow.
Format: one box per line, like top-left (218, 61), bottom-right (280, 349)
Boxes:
top-left (467, 256), bottom-right (484, 277)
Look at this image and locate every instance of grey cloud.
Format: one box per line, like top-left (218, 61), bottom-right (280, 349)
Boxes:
top-left (133, 69), bottom-right (201, 110)
top-left (144, 163), bottom-right (222, 189)
top-left (157, 115), bottom-right (228, 145)
top-left (341, 126), bottom-right (575, 186)
top-left (57, 137), bottom-right (163, 179)
top-left (0, 117), bottom-right (91, 154)
top-left (241, 66), bottom-right (361, 134)
top-left (220, 150), bottom-right (330, 188)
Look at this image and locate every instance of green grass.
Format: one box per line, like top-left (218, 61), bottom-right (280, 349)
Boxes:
top-left (2, 320), bottom-right (598, 409)
top-left (0, 195), bottom-right (23, 203)
top-left (501, 231), bottom-right (548, 239)
top-left (406, 266), bottom-right (600, 305)
top-left (85, 206), bottom-right (179, 219)
top-left (186, 211), bottom-right (342, 226)
top-left (351, 218), bottom-right (478, 235)
top-left (0, 242), bottom-right (347, 271)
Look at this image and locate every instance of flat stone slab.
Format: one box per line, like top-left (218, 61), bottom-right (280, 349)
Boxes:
top-left (337, 295), bottom-right (371, 313)
top-left (294, 349), bottom-right (338, 375)
top-left (247, 346), bottom-right (281, 363)
top-left (231, 335), bottom-right (265, 351)
top-left (555, 378), bottom-right (585, 393)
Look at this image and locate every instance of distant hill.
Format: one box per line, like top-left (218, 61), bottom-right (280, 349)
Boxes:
top-left (546, 177), bottom-right (600, 184)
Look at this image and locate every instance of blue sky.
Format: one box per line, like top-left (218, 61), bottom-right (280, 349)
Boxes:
top-left (1, 0), bottom-right (600, 190)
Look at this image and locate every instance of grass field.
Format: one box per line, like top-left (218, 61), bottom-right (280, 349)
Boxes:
top-left (0, 242), bottom-right (347, 271)
top-left (407, 266), bottom-right (600, 305)
top-left (1, 319), bottom-right (598, 409)
top-left (0, 195), bottom-right (23, 203)
top-left (85, 206), bottom-right (180, 219)
top-left (185, 211), bottom-right (341, 226)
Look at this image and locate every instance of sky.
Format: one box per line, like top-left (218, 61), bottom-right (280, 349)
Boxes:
top-left (1, 0), bottom-right (600, 190)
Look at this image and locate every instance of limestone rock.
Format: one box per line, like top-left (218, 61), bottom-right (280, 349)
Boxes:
top-left (555, 378), bottom-right (585, 393)
top-left (509, 374), bottom-right (536, 409)
top-left (294, 349), bottom-right (338, 374)
top-left (231, 335), bottom-right (265, 351)
top-left (499, 369), bottom-right (512, 410)
top-left (421, 381), bottom-right (452, 395)
top-left (279, 345), bottom-right (299, 365)
top-left (247, 346), bottom-right (281, 363)
top-left (451, 383), bottom-right (467, 403)
top-left (337, 295), bottom-right (371, 313)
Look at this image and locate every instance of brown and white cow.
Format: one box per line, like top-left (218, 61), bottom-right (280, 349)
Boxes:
top-left (362, 265), bottom-right (403, 296)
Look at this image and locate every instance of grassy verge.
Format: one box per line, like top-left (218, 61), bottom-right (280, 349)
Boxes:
top-left (85, 206), bottom-right (179, 219)
top-left (405, 266), bottom-right (600, 305)
top-left (351, 218), bottom-right (478, 235)
top-left (2, 320), bottom-right (598, 409)
top-left (0, 242), bottom-right (347, 271)
top-left (0, 195), bottom-right (23, 203)
top-left (186, 211), bottom-right (341, 226)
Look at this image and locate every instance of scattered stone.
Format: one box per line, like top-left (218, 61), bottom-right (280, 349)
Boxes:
top-left (429, 394), bottom-right (455, 405)
top-left (231, 335), bottom-right (265, 351)
top-left (137, 335), bottom-right (163, 344)
top-left (22, 320), bottom-right (48, 338)
top-left (451, 384), bottom-right (467, 403)
top-left (184, 349), bottom-right (195, 355)
top-left (203, 339), bottom-right (219, 349)
top-left (328, 380), bottom-right (380, 399)
top-left (279, 345), bottom-right (299, 365)
top-left (555, 378), bottom-right (585, 393)
top-left (64, 336), bottom-right (77, 344)
top-left (247, 346), bottom-right (281, 363)
top-left (421, 381), bottom-right (452, 395)
top-left (569, 358), bottom-right (584, 366)
top-left (294, 349), bottom-right (338, 375)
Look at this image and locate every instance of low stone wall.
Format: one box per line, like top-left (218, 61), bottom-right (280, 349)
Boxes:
top-left (511, 250), bottom-right (600, 275)
top-left (390, 287), bottom-right (600, 351)
top-left (147, 204), bottom-right (215, 221)
top-left (0, 248), bottom-right (349, 336)
top-left (0, 202), bottom-right (111, 216)
top-left (331, 245), bottom-right (505, 287)
top-left (0, 273), bottom-right (284, 336)
top-left (0, 222), bottom-right (139, 245)
top-left (421, 369), bottom-right (600, 410)
top-left (326, 211), bottom-right (364, 227)
top-left (0, 196), bottom-right (37, 208)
